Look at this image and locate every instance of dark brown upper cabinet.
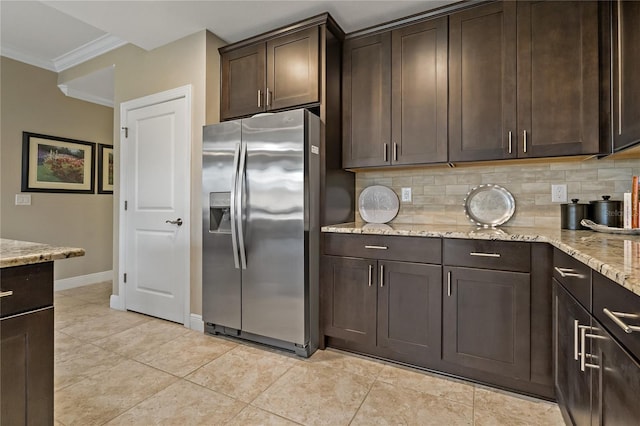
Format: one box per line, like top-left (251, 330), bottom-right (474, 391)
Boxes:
top-left (449, 1), bottom-right (601, 162)
top-left (220, 26), bottom-right (319, 121)
top-left (343, 17), bottom-right (448, 168)
top-left (612, 0), bottom-right (640, 152)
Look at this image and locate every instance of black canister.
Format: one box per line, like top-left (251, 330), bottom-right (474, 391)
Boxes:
top-left (561, 199), bottom-right (590, 230)
top-left (589, 195), bottom-right (623, 227)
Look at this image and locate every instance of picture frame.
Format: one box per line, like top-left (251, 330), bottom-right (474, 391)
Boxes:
top-left (21, 132), bottom-right (96, 194)
top-left (97, 144), bottom-right (114, 194)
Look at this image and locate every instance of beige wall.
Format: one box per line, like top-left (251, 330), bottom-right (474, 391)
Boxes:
top-left (0, 57), bottom-right (114, 279)
top-left (356, 156), bottom-right (640, 227)
top-left (58, 30), bottom-right (225, 316)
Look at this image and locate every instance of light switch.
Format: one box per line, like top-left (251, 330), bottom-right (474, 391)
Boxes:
top-left (15, 194), bottom-right (31, 205)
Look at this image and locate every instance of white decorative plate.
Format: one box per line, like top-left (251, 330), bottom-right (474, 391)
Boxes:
top-left (464, 184), bottom-right (515, 227)
top-left (358, 185), bottom-right (399, 224)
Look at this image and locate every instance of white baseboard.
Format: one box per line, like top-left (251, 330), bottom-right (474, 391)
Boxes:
top-left (110, 294), bottom-right (124, 311)
top-left (54, 270), bottom-right (113, 291)
top-left (190, 314), bottom-right (204, 332)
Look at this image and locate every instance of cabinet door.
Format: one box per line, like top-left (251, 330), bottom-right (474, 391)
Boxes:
top-left (267, 26), bottom-right (319, 111)
top-left (443, 267), bottom-right (530, 379)
top-left (553, 281), bottom-right (592, 426)
top-left (613, 0), bottom-right (640, 151)
top-left (343, 33), bottom-right (391, 168)
top-left (1, 308), bottom-right (53, 425)
top-left (517, 1), bottom-right (600, 157)
top-left (378, 261), bottom-right (441, 362)
top-left (220, 43), bottom-right (266, 120)
top-left (321, 256), bottom-right (377, 346)
top-left (590, 321), bottom-right (640, 426)
top-left (449, 1), bottom-right (517, 162)
top-left (391, 17), bottom-right (448, 165)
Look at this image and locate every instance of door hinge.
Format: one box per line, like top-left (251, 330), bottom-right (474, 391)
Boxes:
top-left (124, 200), bottom-right (128, 211)
top-left (121, 127), bottom-right (128, 138)
top-left (124, 273), bottom-right (127, 283)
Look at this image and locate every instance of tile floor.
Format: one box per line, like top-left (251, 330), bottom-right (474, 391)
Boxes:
top-left (54, 282), bottom-right (565, 425)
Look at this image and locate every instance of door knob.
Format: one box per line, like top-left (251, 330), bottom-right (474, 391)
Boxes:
top-left (166, 218), bottom-right (183, 226)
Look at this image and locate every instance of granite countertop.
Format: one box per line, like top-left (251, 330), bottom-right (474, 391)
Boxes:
top-left (0, 238), bottom-right (85, 268)
top-left (322, 223), bottom-right (640, 298)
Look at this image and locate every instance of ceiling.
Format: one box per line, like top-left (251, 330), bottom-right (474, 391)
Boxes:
top-left (1, 0), bottom-right (458, 107)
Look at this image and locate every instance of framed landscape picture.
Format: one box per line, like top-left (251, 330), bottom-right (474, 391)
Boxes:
top-left (21, 132), bottom-right (95, 194)
top-left (97, 144), bottom-right (114, 194)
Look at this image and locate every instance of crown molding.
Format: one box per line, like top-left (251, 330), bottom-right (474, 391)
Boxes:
top-left (1, 45), bottom-right (57, 71)
top-left (58, 83), bottom-right (113, 108)
top-left (53, 34), bottom-right (126, 72)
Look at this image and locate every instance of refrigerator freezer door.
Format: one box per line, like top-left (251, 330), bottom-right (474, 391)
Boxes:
top-left (240, 110), bottom-right (314, 345)
top-left (202, 121), bottom-right (242, 330)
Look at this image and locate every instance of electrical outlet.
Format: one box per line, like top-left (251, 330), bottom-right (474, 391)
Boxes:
top-left (15, 194), bottom-right (31, 205)
top-left (551, 184), bottom-right (568, 203)
top-left (401, 187), bottom-right (412, 202)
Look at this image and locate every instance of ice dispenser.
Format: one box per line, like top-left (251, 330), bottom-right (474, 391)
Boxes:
top-left (209, 192), bottom-right (231, 233)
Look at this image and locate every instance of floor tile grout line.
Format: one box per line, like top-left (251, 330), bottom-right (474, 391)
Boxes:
top-left (346, 372), bottom-right (378, 425)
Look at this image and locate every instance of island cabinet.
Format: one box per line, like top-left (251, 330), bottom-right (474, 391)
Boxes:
top-left (342, 16), bottom-right (448, 168)
top-left (449, 1), bottom-right (601, 162)
top-left (554, 249), bottom-right (640, 426)
top-left (612, 0), bottom-right (640, 152)
top-left (321, 233), bottom-right (442, 365)
top-left (0, 262), bottom-right (54, 425)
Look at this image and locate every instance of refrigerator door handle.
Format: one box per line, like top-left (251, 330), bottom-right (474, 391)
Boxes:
top-left (237, 142), bottom-right (248, 269)
top-left (229, 143), bottom-right (241, 269)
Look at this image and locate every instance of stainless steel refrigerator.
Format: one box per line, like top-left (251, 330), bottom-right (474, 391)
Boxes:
top-left (202, 109), bottom-right (320, 357)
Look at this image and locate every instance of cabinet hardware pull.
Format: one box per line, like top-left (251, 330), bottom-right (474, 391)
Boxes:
top-left (257, 90), bottom-right (262, 108)
top-left (0, 290), bottom-right (14, 298)
top-left (574, 320), bottom-right (580, 360)
top-left (580, 327), bottom-right (601, 371)
top-left (603, 308), bottom-right (640, 333)
top-left (508, 131), bottom-right (513, 154)
top-left (365, 245), bottom-right (388, 250)
top-left (554, 266), bottom-right (583, 278)
top-left (523, 130), bottom-right (528, 153)
top-left (393, 143), bottom-right (398, 161)
top-left (266, 88), bottom-right (271, 107)
top-left (368, 264), bottom-right (373, 287)
top-left (469, 252), bottom-right (500, 258)
top-left (617, 0), bottom-right (623, 135)
top-left (447, 271), bottom-right (451, 296)
top-left (380, 264), bottom-right (384, 287)
top-left (383, 143), bottom-right (388, 162)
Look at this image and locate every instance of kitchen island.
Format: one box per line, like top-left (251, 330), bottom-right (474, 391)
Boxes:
top-left (0, 238), bottom-right (84, 425)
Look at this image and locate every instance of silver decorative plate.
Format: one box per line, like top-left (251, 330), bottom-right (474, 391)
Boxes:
top-left (464, 184), bottom-right (515, 227)
top-left (358, 185), bottom-right (399, 224)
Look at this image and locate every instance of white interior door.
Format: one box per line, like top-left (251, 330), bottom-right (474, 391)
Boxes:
top-left (120, 87), bottom-right (190, 324)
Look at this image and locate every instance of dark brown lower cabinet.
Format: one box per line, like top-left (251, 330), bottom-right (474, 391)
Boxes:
top-left (321, 255), bottom-right (441, 363)
top-left (443, 266), bottom-right (531, 380)
top-left (377, 261), bottom-right (441, 362)
top-left (554, 280), bottom-right (592, 426)
top-left (1, 307), bottom-right (54, 425)
top-left (555, 277), bottom-right (640, 426)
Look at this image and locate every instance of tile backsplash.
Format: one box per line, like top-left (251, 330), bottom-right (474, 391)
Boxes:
top-left (355, 157), bottom-right (640, 228)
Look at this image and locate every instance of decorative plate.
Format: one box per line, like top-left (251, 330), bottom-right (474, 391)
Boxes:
top-left (464, 184), bottom-right (515, 227)
top-left (358, 185), bottom-right (399, 224)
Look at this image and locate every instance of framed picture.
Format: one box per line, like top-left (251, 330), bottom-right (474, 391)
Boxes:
top-left (97, 144), bottom-right (114, 194)
top-left (21, 132), bottom-right (95, 194)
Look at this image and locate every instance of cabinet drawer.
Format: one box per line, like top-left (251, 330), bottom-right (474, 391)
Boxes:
top-left (553, 249), bottom-right (591, 310)
top-left (0, 263), bottom-right (53, 318)
top-left (593, 272), bottom-right (640, 361)
top-left (324, 233), bottom-right (441, 264)
top-left (443, 239), bottom-right (530, 272)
